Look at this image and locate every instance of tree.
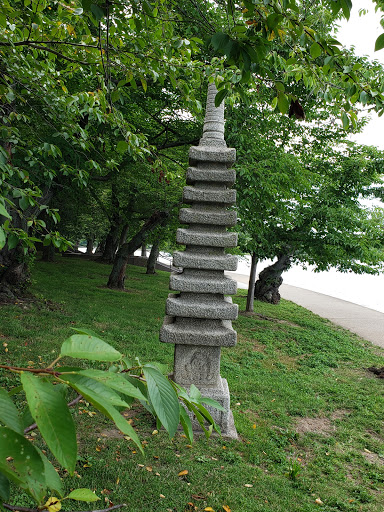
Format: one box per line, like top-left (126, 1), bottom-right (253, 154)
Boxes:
top-left (2, 0), bottom-right (384, 297)
top-left (251, 143), bottom-right (384, 304)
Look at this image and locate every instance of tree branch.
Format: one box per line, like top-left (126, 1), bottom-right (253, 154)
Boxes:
top-left (0, 42), bottom-right (93, 65)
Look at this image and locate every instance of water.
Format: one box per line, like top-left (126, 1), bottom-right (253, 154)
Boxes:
top-left (235, 257), bottom-right (384, 314)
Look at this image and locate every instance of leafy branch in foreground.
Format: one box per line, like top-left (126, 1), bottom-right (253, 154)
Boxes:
top-left (0, 329), bottom-right (223, 511)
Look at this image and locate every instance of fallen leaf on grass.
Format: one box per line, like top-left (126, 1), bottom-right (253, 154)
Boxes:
top-left (45, 497), bottom-right (61, 512)
top-left (223, 506), bottom-right (231, 512)
top-left (244, 484), bottom-right (253, 488)
top-left (204, 508), bottom-right (215, 511)
top-left (146, 466), bottom-right (153, 472)
top-left (160, 494), bottom-right (165, 499)
top-left (315, 498), bottom-right (323, 505)
top-left (178, 469), bottom-right (189, 476)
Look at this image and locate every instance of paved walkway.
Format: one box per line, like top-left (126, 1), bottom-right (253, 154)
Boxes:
top-left (227, 272), bottom-right (384, 349)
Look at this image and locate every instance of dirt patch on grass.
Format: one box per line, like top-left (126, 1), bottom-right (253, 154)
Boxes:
top-left (367, 430), bottom-right (384, 443)
top-left (252, 342), bottom-right (267, 352)
top-left (98, 428), bottom-right (125, 439)
top-left (331, 409), bottom-right (351, 421)
top-left (362, 450), bottom-right (384, 466)
top-left (367, 366), bottom-right (384, 379)
top-left (295, 417), bottom-right (336, 436)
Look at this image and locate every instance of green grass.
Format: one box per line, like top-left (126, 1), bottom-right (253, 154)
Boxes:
top-left (1, 255), bottom-right (384, 512)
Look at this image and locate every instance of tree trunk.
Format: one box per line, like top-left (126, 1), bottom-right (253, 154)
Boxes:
top-left (100, 218), bottom-right (121, 263)
top-left (86, 238), bottom-right (94, 255)
top-left (141, 243), bottom-right (147, 257)
top-left (254, 253), bottom-right (292, 304)
top-left (119, 223), bottom-right (129, 249)
top-left (0, 245), bottom-right (30, 300)
top-left (246, 252), bottom-right (258, 312)
top-left (100, 184), bottom-right (122, 263)
top-left (41, 244), bottom-right (55, 262)
top-left (146, 240), bottom-right (160, 274)
top-left (107, 210), bottom-right (169, 289)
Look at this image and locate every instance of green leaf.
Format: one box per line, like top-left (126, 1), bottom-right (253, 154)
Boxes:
top-left (64, 375), bottom-right (129, 408)
top-left (211, 32), bottom-right (230, 51)
top-left (179, 406), bottom-right (193, 444)
top-left (214, 89), bottom-right (229, 107)
top-left (340, 0), bottom-right (352, 20)
top-left (359, 91), bottom-right (369, 104)
top-left (199, 397), bottom-right (226, 412)
top-left (375, 33), bottom-right (384, 52)
top-left (63, 376), bottom-right (143, 453)
top-left (0, 228), bottom-right (6, 251)
top-left (277, 92), bottom-right (290, 114)
top-left (271, 96), bottom-right (278, 110)
top-left (67, 488), bottom-right (100, 502)
top-left (143, 366), bottom-right (179, 438)
top-left (37, 449), bottom-right (63, 497)
top-left (21, 373), bottom-right (77, 474)
top-left (0, 387), bottom-right (23, 434)
top-left (310, 42), bottom-right (322, 59)
top-left (341, 112), bottom-right (349, 130)
top-left (90, 4), bottom-right (105, 20)
top-left (0, 202), bottom-right (11, 220)
top-left (19, 196), bottom-right (29, 211)
top-left (140, 78), bottom-right (147, 93)
top-left (275, 82), bottom-right (285, 92)
top-left (189, 384), bottom-right (201, 400)
top-left (0, 427), bottom-right (46, 501)
top-left (116, 141), bottom-right (129, 153)
top-left (0, 472), bottom-right (10, 501)
top-left (74, 7), bottom-right (83, 15)
top-left (77, 370), bottom-right (147, 402)
top-left (7, 234), bottom-right (19, 250)
top-left (60, 334), bottom-right (122, 362)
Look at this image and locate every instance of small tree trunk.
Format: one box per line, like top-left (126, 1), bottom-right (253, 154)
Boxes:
top-left (254, 253), bottom-right (292, 304)
top-left (100, 219), bottom-right (121, 263)
top-left (86, 238), bottom-right (94, 255)
top-left (107, 210), bottom-right (169, 289)
top-left (42, 244), bottom-right (55, 262)
top-left (141, 243), bottom-right (147, 257)
top-left (146, 240), bottom-right (160, 274)
top-left (0, 245), bottom-right (30, 300)
top-left (246, 252), bottom-right (258, 312)
top-left (119, 223), bottom-right (129, 248)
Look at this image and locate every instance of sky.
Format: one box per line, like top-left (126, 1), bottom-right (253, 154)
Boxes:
top-left (336, 1), bottom-right (384, 148)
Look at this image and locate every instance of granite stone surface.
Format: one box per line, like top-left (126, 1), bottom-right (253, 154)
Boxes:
top-left (159, 83), bottom-right (238, 437)
top-left (172, 251), bottom-right (238, 271)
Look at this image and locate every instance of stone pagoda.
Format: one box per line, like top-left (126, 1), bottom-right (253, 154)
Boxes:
top-left (160, 83), bottom-right (238, 436)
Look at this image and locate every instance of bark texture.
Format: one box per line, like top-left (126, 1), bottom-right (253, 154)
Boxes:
top-left (146, 240), bottom-right (160, 274)
top-left (254, 254), bottom-right (292, 304)
top-left (246, 252), bottom-right (258, 312)
top-left (107, 210), bottom-right (169, 289)
top-left (0, 245), bottom-right (30, 301)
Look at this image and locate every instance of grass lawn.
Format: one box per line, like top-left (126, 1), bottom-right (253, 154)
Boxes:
top-left (1, 255), bottom-right (384, 512)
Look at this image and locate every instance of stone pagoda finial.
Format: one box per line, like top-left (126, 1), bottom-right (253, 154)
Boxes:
top-left (160, 82), bottom-right (238, 437)
top-left (200, 83), bottom-right (226, 147)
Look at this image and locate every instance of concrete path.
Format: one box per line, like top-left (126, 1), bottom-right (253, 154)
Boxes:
top-left (227, 272), bottom-right (384, 349)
